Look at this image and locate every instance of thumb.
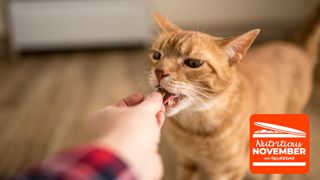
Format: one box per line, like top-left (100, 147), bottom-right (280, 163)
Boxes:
top-left (137, 92), bottom-right (163, 113)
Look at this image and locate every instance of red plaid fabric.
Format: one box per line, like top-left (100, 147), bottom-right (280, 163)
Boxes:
top-left (17, 146), bottom-right (136, 180)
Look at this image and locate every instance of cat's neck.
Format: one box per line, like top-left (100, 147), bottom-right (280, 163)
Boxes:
top-left (171, 76), bottom-right (242, 135)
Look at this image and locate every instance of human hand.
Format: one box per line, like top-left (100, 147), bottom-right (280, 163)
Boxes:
top-left (92, 92), bottom-right (165, 180)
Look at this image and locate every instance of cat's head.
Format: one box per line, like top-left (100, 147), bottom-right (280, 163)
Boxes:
top-left (148, 13), bottom-right (259, 116)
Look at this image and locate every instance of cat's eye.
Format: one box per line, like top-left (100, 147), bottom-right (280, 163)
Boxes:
top-left (152, 51), bottom-right (162, 60)
top-left (184, 59), bottom-right (204, 68)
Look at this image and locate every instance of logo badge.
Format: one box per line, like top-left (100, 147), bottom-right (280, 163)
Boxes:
top-left (250, 114), bottom-right (309, 174)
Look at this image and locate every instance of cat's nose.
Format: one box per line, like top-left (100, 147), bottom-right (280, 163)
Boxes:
top-left (155, 69), bottom-right (169, 82)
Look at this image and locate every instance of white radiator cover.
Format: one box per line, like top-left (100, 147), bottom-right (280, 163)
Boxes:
top-left (8, 0), bottom-right (151, 51)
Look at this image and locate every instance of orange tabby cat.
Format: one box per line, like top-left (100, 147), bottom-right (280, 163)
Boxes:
top-left (148, 13), bottom-right (319, 180)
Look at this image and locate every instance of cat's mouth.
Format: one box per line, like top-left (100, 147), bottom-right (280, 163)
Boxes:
top-left (157, 86), bottom-right (185, 108)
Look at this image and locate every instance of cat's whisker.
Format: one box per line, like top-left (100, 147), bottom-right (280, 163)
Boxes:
top-left (187, 83), bottom-right (224, 94)
top-left (137, 80), bottom-right (150, 88)
top-left (175, 81), bottom-right (224, 94)
top-left (189, 92), bottom-right (211, 110)
top-left (205, 98), bottom-right (231, 113)
top-left (173, 83), bottom-right (211, 100)
top-left (188, 88), bottom-right (211, 100)
top-left (175, 85), bottom-right (210, 110)
top-left (173, 82), bottom-right (215, 113)
top-left (177, 84), bottom-right (230, 113)
top-left (188, 93), bottom-right (211, 111)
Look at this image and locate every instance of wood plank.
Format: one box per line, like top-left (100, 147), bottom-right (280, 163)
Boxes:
top-left (0, 50), bottom-right (319, 180)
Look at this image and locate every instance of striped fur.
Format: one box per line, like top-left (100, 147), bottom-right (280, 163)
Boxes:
top-left (149, 14), bottom-right (316, 180)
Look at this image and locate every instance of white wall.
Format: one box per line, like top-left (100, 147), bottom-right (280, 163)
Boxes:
top-left (2, 0), bottom-right (319, 42)
top-left (9, 0), bottom-right (151, 51)
top-left (152, 0), bottom-right (317, 27)
top-left (0, 0), bottom-right (4, 39)
top-left (151, 0), bottom-right (319, 40)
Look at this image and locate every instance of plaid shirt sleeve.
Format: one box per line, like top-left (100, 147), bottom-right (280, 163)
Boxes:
top-left (17, 146), bottom-right (136, 180)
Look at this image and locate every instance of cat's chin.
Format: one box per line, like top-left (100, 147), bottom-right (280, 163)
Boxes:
top-left (164, 97), bottom-right (191, 117)
top-left (165, 106), bottom-right (183, 117)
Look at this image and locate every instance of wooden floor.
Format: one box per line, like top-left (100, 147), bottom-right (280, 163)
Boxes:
top-left (0, 49), bottom-right (319, 180)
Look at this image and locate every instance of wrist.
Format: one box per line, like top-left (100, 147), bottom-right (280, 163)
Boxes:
top-left (94, 136), bottom-right (141, 178)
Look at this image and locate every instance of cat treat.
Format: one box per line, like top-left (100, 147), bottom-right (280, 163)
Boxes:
top-left (157, 87), bottom-right (166, 98)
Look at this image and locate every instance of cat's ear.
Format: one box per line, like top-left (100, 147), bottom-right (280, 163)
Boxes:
top-left (222, 29), bottom-right (260, 65)
top-left (153, 12), bottom-right (181, 32)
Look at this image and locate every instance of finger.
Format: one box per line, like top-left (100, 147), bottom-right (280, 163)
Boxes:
top-left (156, 112), bottom-right (165, 128)
top-left (160, 104), bottom-right (165, 113)
top-left (141, 152), bottom-right (164, 180)
top-left (137, 92), bottom-right (163, 113)
top-left (156, 105), bottom-right (165, 127)
top-left (153, 153), bottom-right (164, 180)
top-left (115, 93), bottom-right (144, 107)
